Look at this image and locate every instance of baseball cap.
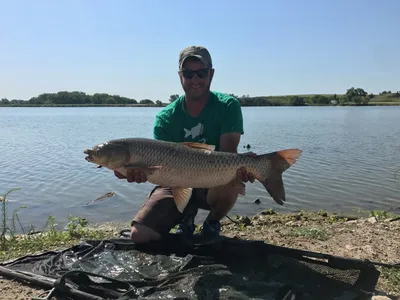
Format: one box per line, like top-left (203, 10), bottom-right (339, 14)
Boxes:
top-left (178, 46), bottom-right (212, 70)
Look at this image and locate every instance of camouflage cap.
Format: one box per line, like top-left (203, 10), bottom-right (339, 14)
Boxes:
top-left (178, 46), bottom-right (212, 70)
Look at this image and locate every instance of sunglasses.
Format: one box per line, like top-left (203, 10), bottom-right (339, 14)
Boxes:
top-left (180, 68), bottom-right (210, 79)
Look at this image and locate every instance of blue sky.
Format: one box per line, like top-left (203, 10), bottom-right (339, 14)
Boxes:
top-left (1, 0), bottom-right (399, 102)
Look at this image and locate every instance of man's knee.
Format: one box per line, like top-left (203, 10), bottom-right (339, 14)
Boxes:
top-left (130, 222), bottom-right (161, 243)
top-left (129, 186), bottom-right (180, 243)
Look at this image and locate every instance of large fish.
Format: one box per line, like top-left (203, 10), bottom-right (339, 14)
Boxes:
top-left (83, 138), bottom-right (302, 213)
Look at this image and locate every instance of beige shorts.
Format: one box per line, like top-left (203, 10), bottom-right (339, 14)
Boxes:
top-left (131, 186), bottom-right (210, 236)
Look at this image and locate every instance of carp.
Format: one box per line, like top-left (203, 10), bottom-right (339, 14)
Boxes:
top-left (84, 138), bottom-right (302, 213)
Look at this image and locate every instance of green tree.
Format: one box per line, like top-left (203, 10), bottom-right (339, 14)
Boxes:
top-left (140, 99), bottom-right (154, 105)
top-left (105, 97), bottom-right (116, 104)
top-left (290, 96), bottom-right (305, 106)
top-left (345, 87), bottom-right (369, 105)
top-left (169, 94), bottom-right (179, 102)
top-left (311, 95), bottom-right (330, 105)
top-left (126, 99), bottom-right (137, 104)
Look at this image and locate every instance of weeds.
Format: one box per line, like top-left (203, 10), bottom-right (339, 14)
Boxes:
top-left (380, 267), bottom-right (400, 295)
top-left (0, 188), bottom-right (26, 251)
top-left (369, 210), bottom-right (389, 220)
top-left (287, 227), bottom-right (329, 241)
top-left (0, 188), bottom-right (116, 262)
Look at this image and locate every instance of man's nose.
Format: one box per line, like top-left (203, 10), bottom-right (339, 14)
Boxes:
top-left (191, 73), bottom-right (201, 82)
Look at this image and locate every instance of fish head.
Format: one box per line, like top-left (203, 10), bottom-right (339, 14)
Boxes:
top-left (84, 141), bottom-right (130, 169)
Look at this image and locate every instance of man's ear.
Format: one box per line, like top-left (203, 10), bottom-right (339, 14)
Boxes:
top-left (178, 71), bottom-right (184, 84)
top-left (209, 68), bottom-right (215, 82)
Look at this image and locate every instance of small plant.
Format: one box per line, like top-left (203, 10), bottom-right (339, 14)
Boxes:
top-left (288, 227), bottom-right (329, 241)
top-left (327, 214), bottom-right (348, 223)
top-left (369, 210), bottom-right (388, 220)
top-left (44, 215), bottom-right (57, 235)
top-left (261, 209), bottom-right (276, 215)
top-left (380, 267), bottom-right (400, 295)
top-left (66, 215), bottom-right (89, 238)
top-left (0, 188), bottom-right (26, 251)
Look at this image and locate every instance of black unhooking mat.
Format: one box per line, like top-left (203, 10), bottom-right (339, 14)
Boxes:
top-left (0, 230), bottom-right (384, 300)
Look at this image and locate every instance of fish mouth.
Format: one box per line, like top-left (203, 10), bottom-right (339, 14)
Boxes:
top-left (84, 149), bottom-right (93, 162)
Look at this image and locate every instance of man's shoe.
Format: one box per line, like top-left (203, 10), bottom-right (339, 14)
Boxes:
top-left (175, 211), bottom-right (196, 242)
top-left (196, 220), bottom-right (222, 245)
top-left (175, 221), bottom-right (195, 238)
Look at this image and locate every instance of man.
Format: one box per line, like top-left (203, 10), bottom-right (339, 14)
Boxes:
top-left (115, 45), bottom-right (255, 244)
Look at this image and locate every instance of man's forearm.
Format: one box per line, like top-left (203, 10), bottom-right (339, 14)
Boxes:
top-left (219, 132), bottom-right (241, 154)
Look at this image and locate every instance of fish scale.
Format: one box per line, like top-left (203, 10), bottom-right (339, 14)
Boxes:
top-left (84, 137), bottom-right (302, 213)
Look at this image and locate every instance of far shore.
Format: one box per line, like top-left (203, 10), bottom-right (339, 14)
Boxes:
top-left (2, 88), bottom-right (400, 107)
top-left (1, 102), bottom-right (400, 108)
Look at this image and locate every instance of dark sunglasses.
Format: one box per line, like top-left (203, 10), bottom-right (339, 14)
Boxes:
top-left (180, 68), bottom-right (210, 79)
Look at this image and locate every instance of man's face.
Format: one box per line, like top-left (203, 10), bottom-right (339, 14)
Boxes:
top-left (179, 58), bottom-right (214, 101)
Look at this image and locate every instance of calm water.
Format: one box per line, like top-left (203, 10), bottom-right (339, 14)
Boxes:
top-left (1, 106), bottom-right (400, 231)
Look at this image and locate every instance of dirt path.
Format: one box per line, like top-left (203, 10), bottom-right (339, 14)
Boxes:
top-left (0, 279), bottom-right (49, 300)
top-left (0, 210), bottom-right (399, 299)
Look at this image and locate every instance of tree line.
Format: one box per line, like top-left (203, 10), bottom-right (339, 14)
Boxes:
top-left (168, 87), bottom-right (399, 106)
top-left (0, 91), bottom-right (164, 107)
top-left (231, 88), bottom-right (400, 106)
top-left (1, 88), bottom-right (399, 107)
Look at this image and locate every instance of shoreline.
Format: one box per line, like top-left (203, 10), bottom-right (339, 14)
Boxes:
top-left (2, 88), bottom-right (399, 107)
top-left (1, 209), bottom-right (399, 299)
top-left (1, 102), bottom-right (400, 107)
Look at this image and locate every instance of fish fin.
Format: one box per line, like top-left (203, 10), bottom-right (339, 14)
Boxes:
top-left (124, 163), bottom-right (162, 175)
top-left (257, 149), bottom-right (302, 205)
top-left (171, 187), bottom-right (193, 213)
top-left (275, 149), bottom-right (303, 169)
top-left (96, 165), bottom-right (103, 168)
top-left (182, 142), bottom-right (215, 152)
top-left (260, 174), bottom-right (285, 205)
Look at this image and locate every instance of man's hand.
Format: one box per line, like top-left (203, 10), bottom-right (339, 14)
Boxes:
top-left (236, 152), bottom-right (257, 183)
top-left (114, 169), bottom-right (148, 183)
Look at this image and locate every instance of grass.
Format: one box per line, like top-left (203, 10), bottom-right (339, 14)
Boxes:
top-left (0, 188), bottom-right (116, 262)
top-left (368, 94), bottom-right (400, 106)
top-left (287, 226), bottom-right (329, 241)
top-left (381, 268), bottom-right (400, 293)
top-left (369, 101), bottom-right (400, 106)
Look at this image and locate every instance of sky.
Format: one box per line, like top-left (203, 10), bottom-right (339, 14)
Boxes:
top-left (1, 0), bottom-right (399, 102)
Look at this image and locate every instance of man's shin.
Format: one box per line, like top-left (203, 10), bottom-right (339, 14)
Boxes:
top-left (205, 184), bottom-right (240, 221)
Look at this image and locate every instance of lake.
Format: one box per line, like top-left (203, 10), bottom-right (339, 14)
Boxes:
top-left (1, 106), bottom-right (400, 232)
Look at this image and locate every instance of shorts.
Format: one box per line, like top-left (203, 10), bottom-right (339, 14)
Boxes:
top-left (131, 186), bottom-right (210, 236)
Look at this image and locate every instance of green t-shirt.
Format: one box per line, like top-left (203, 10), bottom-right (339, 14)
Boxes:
top-left (153, 91), bottom-right (244, 151)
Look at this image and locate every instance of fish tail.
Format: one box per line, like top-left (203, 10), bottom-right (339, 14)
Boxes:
top-left (254, 149), bottom-right (302, 205)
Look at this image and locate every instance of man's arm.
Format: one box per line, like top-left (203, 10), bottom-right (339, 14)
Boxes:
top-left (219, 132), bottom-right (241, 153)
top-left (219, 97), bottom-right (244, 153)
top-left (218, 97), bottom-right (255, 183)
